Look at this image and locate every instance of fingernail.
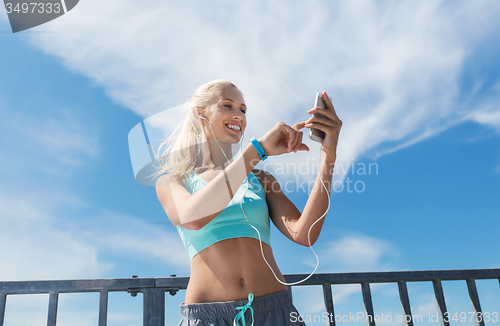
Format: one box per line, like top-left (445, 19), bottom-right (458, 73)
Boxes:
top-left (307, 108), bottom-right (313, 113)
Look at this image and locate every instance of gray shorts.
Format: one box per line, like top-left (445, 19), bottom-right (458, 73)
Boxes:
top-left (178, 290), bottom-right (307, 325)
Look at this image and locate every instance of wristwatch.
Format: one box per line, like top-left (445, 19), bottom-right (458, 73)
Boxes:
top-left (249, 137), bottom-right (268, 161)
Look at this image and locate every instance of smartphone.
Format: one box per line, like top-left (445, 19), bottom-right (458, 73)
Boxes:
top-left (309, 92), bottom-right (326, 143)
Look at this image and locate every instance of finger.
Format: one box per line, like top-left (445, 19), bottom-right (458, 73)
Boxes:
top-left (308, 107), bottom-right (341, 124)
top-left (290, 130), bottom-right (301, 152)
top-left (307, 114), bottom-right (338, 127)
top-left (281, 124), bottom-right (296, 151)
top-left (294, 131), bottom-right (303, 153)
top-left (305, 121), bottom-right (334, 133)
top-left (291, 130), bottom-right (303, 153)
top-left (297, 143), bottom-right (309, 151)
top-left (321, 91), bottom-right (340, 120)
top-left (320, 91), bottom-right (339, 120)
top-left (292, 121), bottom-right (307, 130)
top-left (309, 109), bottom-right (342, 129)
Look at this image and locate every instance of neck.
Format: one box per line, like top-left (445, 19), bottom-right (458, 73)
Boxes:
top-left (197, 136), bottom-right (237, 170)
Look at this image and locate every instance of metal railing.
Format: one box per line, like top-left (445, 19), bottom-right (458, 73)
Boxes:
top-left (1, 268), bottom-right (499, 326)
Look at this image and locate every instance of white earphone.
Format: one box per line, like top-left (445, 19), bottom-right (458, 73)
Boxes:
top-left (197, 112), bottom-right (329, 286)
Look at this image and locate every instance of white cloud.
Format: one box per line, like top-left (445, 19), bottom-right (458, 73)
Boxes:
top-left (292, 282), bottom-right (363, 317)
top-left (0, 93), bottom-right (108, 281)
top-left (319, 233), bottom-right (401, 273)
top-left (0, 187), bottom-right (186, 323)
top-left (0, 190), bottom-right (103, 281)
top-left (0, 106), bottom-right (100, 180)
top-left (291, 232), bottom-right (402, 315)
top-left (412, 295), bottom-right (440, 320)
top-left (467, 107), bottom-right (500, 131)
top-left (0, 97), bottom-right (188, 279)
top-left (23, 0), bottom-right (500, 184)
top-left (2, 294), bottom-right (51, 326)
top-left (3, 294), bottom-right (138, 326)
top-left (79, 210), bottom-right (190, 268)
top-left (0, 97), bottom-right (108, 281)
top-left (0, 187), bottom-right (189, 282)
top-left (291, 285), bottom-right (326, 316)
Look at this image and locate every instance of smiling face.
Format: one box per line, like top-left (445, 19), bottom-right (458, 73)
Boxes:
top-left (200, 86), bottom-right (247, 142)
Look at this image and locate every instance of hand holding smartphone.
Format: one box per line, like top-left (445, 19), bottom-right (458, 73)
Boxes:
top-left (309, 92), bottom-right (326, 143)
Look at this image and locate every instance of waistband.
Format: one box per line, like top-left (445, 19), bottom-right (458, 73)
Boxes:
top-left (179, 290), bottom-right (293, 318)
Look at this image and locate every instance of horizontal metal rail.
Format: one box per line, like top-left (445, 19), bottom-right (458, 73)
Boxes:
top-left (1, 268), bottom-right (499, 326)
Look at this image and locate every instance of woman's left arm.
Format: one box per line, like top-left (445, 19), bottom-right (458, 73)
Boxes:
top-left (263, 91), bottom-right (342, 246)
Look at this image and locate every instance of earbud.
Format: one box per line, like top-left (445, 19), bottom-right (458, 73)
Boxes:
top-left (199, 114), bottom-right (208, 121)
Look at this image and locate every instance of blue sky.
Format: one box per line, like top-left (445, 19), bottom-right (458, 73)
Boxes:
top-left (1, 1), bottom-right (500, 325)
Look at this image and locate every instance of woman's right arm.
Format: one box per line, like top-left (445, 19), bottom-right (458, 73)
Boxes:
top-left (156, 121), bottom-right (309, 230)
top-left (156, 143), bottom-right (262, 230)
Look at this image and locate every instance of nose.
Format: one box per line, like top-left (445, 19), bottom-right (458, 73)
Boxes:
top-left (233, 110), bottom-right (244, 120)
top-left (234, 108), bottom-right (244, 120)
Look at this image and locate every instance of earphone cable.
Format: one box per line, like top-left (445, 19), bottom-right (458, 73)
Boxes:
top-left (199, 115), bottom-right (330, 286)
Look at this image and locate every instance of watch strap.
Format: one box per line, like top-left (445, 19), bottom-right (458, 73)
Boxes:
top-left (249, 137), bottom-right (268, 161)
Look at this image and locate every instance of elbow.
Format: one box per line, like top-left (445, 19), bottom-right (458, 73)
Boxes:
top-left (290, 224), bottom-right (318, 247)
top-left (295, 235), bottom-right (317, 247)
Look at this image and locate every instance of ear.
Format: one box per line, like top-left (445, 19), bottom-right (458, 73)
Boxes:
top-left (192, 107), bottom-right (201, 120)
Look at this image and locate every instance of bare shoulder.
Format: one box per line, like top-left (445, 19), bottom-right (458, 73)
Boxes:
top-left (155, 173), bottom-right (190, 228)
top-left (155, 173), bottom-right (189, 206)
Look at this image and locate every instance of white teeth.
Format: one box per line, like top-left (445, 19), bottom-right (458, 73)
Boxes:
top-left (226, 124), bottom-right (240, 131)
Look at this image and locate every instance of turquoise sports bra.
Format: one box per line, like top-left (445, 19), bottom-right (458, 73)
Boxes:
top-left (176, 169), bottom-right (272, 260)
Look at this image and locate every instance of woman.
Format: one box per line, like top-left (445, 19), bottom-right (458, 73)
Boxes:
top-left (155, 80), bottom-right (341, 325)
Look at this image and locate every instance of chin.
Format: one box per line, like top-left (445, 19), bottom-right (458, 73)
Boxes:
top-left (208, 135), bottom-right (240, 143)
top-left (226, 137), bottom-right (242, 144)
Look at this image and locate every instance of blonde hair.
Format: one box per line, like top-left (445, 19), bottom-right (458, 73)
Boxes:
top-left (155, 79), bottom-right (241, 177)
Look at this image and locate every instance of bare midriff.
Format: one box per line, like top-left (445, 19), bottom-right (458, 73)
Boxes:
top-left (183, 237), bottom-right (288, 304)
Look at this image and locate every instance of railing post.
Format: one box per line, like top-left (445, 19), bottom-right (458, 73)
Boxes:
top-left (397, 281), bottom-right (414, 326)
top-left (322, 283), bottom-right (335, 326)
top-left (98, 290), bottom-right (108, 326)
top-left (432, 280), bottom-right (450, 326)
top-left (466, 279), bottom-right (485, 326)
top-left (143, 288), bottom-right (165, 326)
top-left (0, 293), bottom-right (6, 326)
top-left (47, 292), bottom-right (59, 326)
top-left (361, 282), bottom-right (375, 326)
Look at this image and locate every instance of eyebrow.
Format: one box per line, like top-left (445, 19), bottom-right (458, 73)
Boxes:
top-left (222, 98), bottom-right (247, 107)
